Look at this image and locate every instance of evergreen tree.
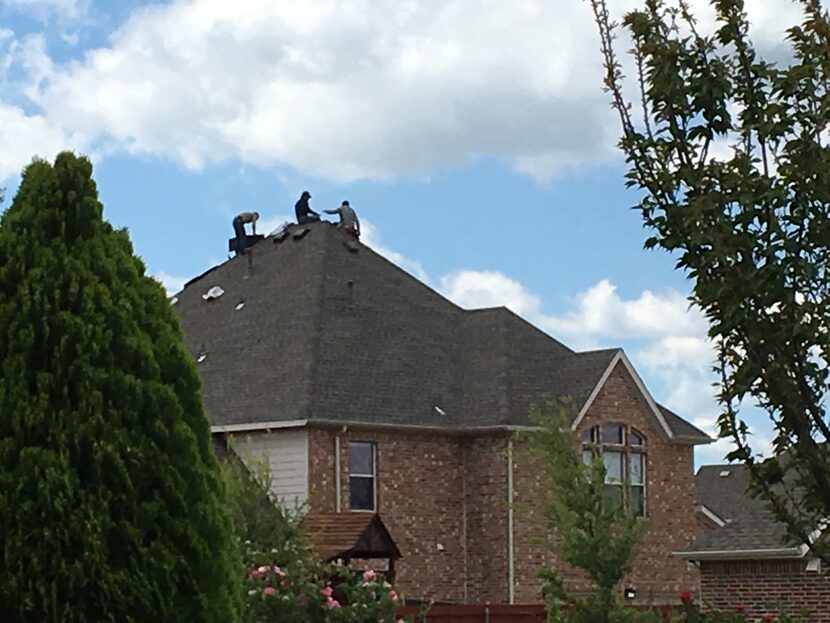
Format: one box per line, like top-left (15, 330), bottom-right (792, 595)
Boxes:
top-left (0, 153), bottom-right (241, 622)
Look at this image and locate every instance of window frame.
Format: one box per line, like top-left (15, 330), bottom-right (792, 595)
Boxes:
top-left (348, 441), bottom-right (377, 512)
top-left (581, 423), bottom-right (647, 517)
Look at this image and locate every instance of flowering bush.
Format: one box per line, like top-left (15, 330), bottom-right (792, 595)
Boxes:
top-left (671, 593), bottom-right (809, 623)
top-left (244, 558), bottom-right (405, 623)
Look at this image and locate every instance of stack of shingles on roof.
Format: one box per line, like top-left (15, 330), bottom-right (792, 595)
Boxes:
top-left (681, 465), bottom-right (807, 559)
top-left (173, 220), bottom-right (709, 439)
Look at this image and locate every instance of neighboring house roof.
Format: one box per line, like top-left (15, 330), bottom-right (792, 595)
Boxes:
top-left (300, 512), bottom-right (402, 561)
top-left (174, 221), bottom-right (709, 442)
top-left (695, 464), bottom-right (755, 523)
top-left (679, 463), bottom-right (808, 560)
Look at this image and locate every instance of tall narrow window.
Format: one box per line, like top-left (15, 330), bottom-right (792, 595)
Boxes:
top-left (348, 441), bottom-right (376, 511)
top-left (581, 423), bottom-right (646, 516)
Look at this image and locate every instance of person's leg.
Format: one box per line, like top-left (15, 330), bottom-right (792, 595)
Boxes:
top-left (233, 216), bottom-right (246, 255)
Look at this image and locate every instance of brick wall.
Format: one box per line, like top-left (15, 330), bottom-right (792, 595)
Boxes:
top-left (462, 435), bottom-right (509, 603)
top-left (700, 559), bottom-right (830, 622)
top-left (308, 427), bottom-right (467, 602)
top-left (512, 362), bottom-right (701, 604)
top-left (306, 362), bottom-right (703, 605)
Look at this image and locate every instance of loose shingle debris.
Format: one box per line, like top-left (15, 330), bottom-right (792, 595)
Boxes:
top-left (202, 286), bottom-right (225, 301)
top-left (292, 227), bottom-right (311, 240)
top-left (197, 352), bottom-right (207, 363)
top-left (434, 406), bottom-right (447, 416)
top-left (273, 229), bottom-right (291, 243)
top-left (268, 221), bottom-right (292, 237)
top-left (170, 296), bottom-right (179, 305)
top-left (235, 300), bottom-right (246, 311)
top-left (343, 240), bottom-right (360, 253)
top-left (719, 470), bottom-right (731, 478)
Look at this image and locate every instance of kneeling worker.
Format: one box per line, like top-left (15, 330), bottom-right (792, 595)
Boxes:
top-left (324, 200), bottom-right (360, 239)
top-left (232, 210), bottom-right (259, 256)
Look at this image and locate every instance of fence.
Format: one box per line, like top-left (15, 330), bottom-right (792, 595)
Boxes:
top-left (396, 603), bottom-right (677, 622)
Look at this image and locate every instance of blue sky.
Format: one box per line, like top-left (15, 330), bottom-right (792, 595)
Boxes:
top-left (1, 0), bottom-right (801, 466)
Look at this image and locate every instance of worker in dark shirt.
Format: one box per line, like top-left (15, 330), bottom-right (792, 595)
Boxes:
top-left (324, 200), bottom-right (360, 239)
top-left (232, 210), bottom-right (259, 256)
top-left (295, 191), bottom-right (320, 224)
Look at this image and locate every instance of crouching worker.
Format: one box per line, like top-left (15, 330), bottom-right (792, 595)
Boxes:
top-left (295, 191), bottom-right (320, 225)
top-left (324, 200), bottom-right (360, 239)
top-left (232, 210), bottom-right (259, 256)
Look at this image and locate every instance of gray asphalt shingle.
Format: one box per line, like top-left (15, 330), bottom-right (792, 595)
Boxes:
top-left (175, 221), bottom-right (708, 441)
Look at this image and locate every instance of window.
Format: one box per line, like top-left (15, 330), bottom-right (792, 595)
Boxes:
top-left (349, 442), bottom-right (376, 511)
top-left (581, 423), bottom-right (646, 516)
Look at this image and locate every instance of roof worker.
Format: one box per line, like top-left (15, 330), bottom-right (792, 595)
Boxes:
top-left (324, 200), bottom-right (360, 239)
top-left (232, 210), bottom-right (259, 256)
top-left (295, 190), bottom-right (320, 225)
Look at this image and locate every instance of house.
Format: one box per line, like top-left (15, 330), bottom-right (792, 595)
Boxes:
top-left (173, 220), bottom-right (711, 604)
top-left (678, 464), bottom-right (830, 621)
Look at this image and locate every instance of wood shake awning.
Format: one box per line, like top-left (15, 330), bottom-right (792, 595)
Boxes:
top-left (300, 513), bottom-right (402, 563)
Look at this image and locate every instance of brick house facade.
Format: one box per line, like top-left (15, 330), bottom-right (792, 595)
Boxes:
top-left (681, 465), bottom-right (830, 621)
top-left (175, 221), bottom-right (710, 605)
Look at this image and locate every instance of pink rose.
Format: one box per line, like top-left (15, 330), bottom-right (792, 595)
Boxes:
top-left (320, 585), bottom-right (333, 597)
top-left (326, 596), bottom-right (340, 609)
top-left (272, 565), bottom-right (285, 577)
top-left (362, 569), bottom-right (376, 582)
top-left (248, 566), bottom-right (268, 580)
top-left (263, 586), bottom-right (276, 596)
top-left (389, 590), bottom-right (399, 602)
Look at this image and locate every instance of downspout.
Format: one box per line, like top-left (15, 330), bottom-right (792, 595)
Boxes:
top-left (507, 437), bottom-right (515, 604)
top-left (335, 433), bottom-right (342, 512)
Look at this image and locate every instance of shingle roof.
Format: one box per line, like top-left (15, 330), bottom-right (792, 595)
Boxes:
top-left (682, 463), bottom-right (804, 559)
top-left (175, 221), bottom-right (708, 440)
top-left (680, 507), bottom-right (801, 558)
top-left (658, 405), bottom-right (711, 442)
top-left (300, 513), bottom-right (402, 561)
top-left (695, 464), bottom-right (756, 522)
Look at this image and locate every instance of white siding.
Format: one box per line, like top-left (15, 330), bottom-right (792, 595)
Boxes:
top-left (236, 429), bottom-right (309, 508)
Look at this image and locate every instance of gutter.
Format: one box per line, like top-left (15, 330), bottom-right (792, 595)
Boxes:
top-left (212, 418), bottom-right (531, 436)
top-left (209, 419), bottom-right (711, 444)
top-left (672, 547), bottom-right (805, 561)
top-left (211, 419), bottom-right (308, 433)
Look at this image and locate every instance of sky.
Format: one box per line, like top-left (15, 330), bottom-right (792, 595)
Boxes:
top-left (0, 0), bottom-right (805, 466)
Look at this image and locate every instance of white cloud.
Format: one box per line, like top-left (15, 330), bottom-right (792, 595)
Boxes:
top-left (3, 0), bottom-right (621, 182)
top-left (0, 103), bottom-right (75, 179)
top-left (544, 279), bottom-right (708, 339)
top-left (155, 271), bottom-right (187, 296)
top-left (440, 269), bottom-right (541, 317)
top-left (0, 0), bottom-right (808, 183)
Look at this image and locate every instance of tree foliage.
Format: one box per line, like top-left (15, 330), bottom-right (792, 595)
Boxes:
top-left (522, 403), bottom-right (648, 623)
top-left (0, 153), bottom-right (241, 621)
top-left (587, 0), bottom-right (830, 562)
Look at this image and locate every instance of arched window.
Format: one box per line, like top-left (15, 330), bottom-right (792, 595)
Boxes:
top-left (580, 423), bottom-right (646, 516)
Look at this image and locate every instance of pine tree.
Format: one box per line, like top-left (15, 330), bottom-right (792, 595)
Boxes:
top-left (0, 153), bottom-right (241, 622)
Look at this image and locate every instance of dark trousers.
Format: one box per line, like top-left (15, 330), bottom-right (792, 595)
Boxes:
top-left (232, 216), bottom-right (247, 255)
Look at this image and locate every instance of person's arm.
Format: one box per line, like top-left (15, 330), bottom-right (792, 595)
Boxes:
top-left (252, 220), bottom-right (257, 235)
top-left (323, 209), bottom-right (339, 215)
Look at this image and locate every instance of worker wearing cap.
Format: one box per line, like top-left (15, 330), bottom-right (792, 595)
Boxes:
top-left (295, 191), bottom-right (320, 225)
top-left (232, 210), bottom-right (259, 256)
top-left (324, 200), bottom-right (360, 239)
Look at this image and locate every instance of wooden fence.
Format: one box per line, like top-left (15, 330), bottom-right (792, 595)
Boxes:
top-left (396, 603), bottom-right (677, 622)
